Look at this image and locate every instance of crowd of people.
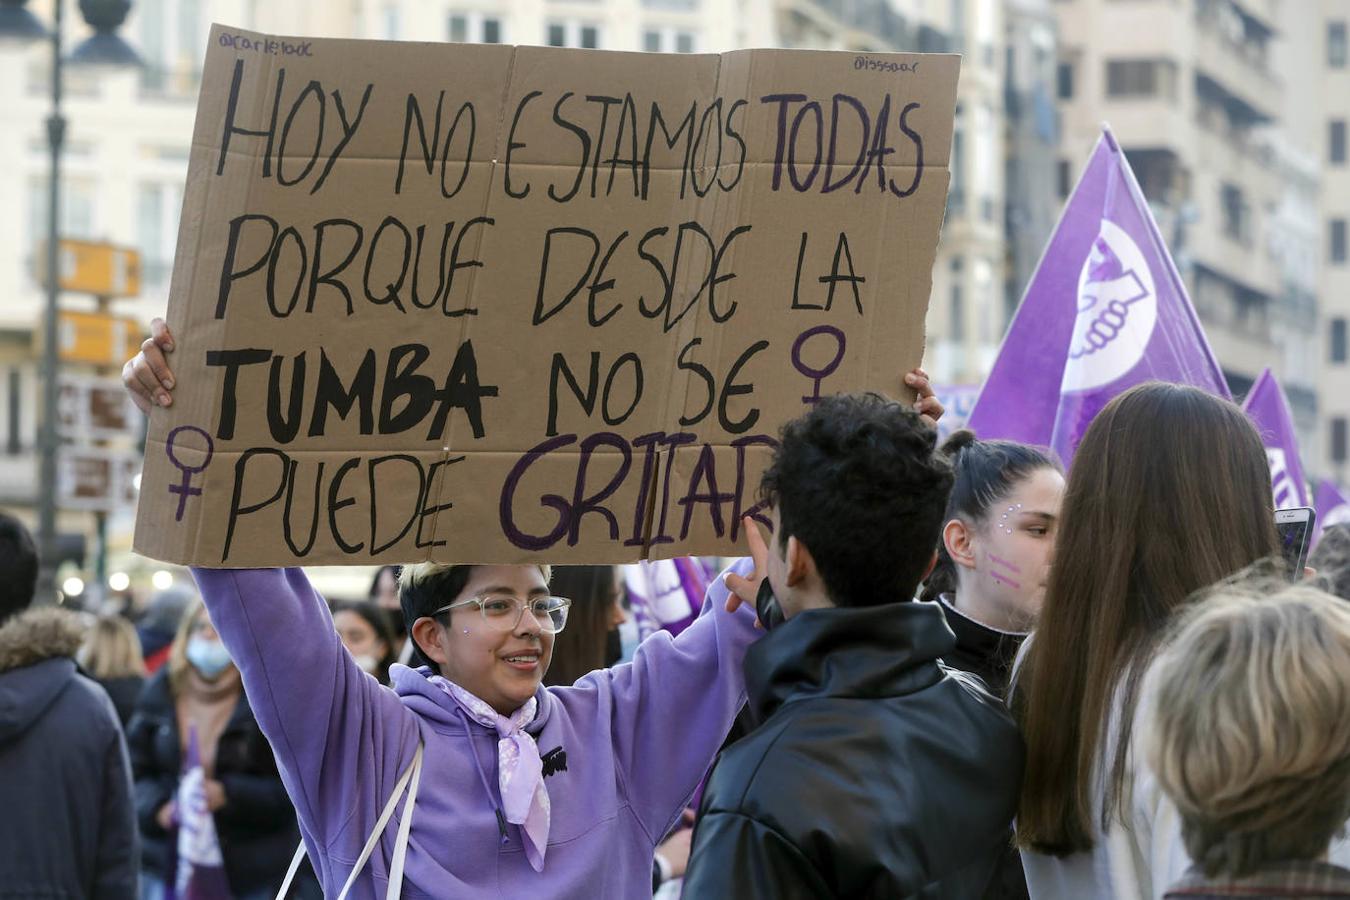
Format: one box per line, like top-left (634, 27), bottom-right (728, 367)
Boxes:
top-left (0, 319), bottom-right (1348, 899)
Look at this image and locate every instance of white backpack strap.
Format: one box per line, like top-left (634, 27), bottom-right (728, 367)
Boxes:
top-left (273, 742), bottom-right (426, 900)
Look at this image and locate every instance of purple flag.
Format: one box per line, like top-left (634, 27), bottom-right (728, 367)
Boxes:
top-left (173, 726), bottom-right (232, 900)
top-left (1316, 481), bottom-right (1350, 545)
top-left (967, 127), bottom-right (1229, 465)
top-left (622, 557), bottom-right (716, 640)
top-left (1241, 368), bottom-right (1309, 510)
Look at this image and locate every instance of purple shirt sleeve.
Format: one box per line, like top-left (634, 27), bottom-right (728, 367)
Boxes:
top-left (600, 557), bottom-right (759, 841)
top-left (190, 567), bottom-right (420, 867)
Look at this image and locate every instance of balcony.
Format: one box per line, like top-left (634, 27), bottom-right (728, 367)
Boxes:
top-left (1193, 8), bottom-right (1280, 123)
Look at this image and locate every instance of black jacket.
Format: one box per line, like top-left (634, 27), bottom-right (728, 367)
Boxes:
top-left (95, 674), bottom-right (145, 729)
top-left (683, 601), bottom-right (1025, 899)
top-left (126, 669), bottom-right (299, 894)
top-left (933, 595), bottom-right (1026, 701)
top-left (0, 608), bottom-right (139, 900)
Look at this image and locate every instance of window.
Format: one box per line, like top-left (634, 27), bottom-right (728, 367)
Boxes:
top-left (6, 369), bottom-right (21, 456)
top-left (1057, 160), bottom-right (1071, 198)
top-left (1333, 219), bottom-right (1348, 264)
top-left (382, 4), bottom-right (400, 40)
top-left (643, 0), bottom-right (698, 7)
top-left (136, 0), bottom-right (207, 97)
top-left (548, 21), bottom-right (601, 48)
top-left (1332, 120), bottom-right (1347, 165)
top-left (448, 12), bottom-right (502, 43)
top-left (1333, 318), bottom-right (1348, 364)
top-left (1334, 417), bottom-right (1348, 465)
top-left (1330, 21), bottom-right (1347, 68)
top-left (1057, 61), bottom-right (1074, 99)
top-left (137, 182), bottom-right (183, 289)
top-left (1105, 59), bottom-right (1174, 98)
top-left (643, 26), bottom-right (697, 53)
top-left (1221, 183), bottom-right (1249, 245)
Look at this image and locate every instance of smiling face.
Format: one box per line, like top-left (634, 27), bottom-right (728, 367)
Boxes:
top-left (412, 565), bottom-right (556, 716)
top-left (948, 467), bottom-right (1065, 630)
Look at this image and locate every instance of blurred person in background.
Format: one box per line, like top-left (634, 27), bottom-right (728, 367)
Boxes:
top-left (1144, 583), bottom-right (1350, 898)
top-left (331, 598), bottom-right (398, 685)
top-left (81, 614), bottom-right (148, 728)
top-left (137, 584), bottom-right (195, 674)
top-left (0, 511), bottom-right (138, 898)
top-left (127, 599), bottom-right (301, 899)
top-left (543, 565), bottom-right (627, 687)
top-left (1311, 522), bottom-right (1350, 601)
top-left (369, 564), bottom-right (412, 664)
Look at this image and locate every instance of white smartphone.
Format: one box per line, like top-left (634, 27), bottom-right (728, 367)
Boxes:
top-left (1275, 507), bottom-right (1316, 580)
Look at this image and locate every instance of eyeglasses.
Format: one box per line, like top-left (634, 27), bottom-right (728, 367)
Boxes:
top-left (428, 594), bottom-right (572, 634)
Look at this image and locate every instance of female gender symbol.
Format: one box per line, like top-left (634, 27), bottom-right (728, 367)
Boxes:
top-left (791, 325), bottom-right (847, 405)
top-left (165, 425), bottom-right (215, 522)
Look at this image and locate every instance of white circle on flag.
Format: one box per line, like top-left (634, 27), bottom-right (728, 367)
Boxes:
top-left (1062, 220), bottom-right (1158, 392)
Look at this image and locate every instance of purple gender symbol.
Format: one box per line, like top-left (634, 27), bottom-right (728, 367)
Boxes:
top-left (790, 325), bottom-right (847, 405)
top-left (165, 425), bottom-right (215, 523)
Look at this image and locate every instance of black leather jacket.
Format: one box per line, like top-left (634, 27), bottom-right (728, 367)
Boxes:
top-left (683, 601), bottom-right (1025, 899)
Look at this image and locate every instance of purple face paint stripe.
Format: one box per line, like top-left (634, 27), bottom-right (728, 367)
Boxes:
top-left (987, 553), bottom-right (1022, 574)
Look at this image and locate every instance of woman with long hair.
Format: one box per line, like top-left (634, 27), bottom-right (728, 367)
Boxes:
top-left (543, 566), bottom-right (626, 687)
top-left (80, 614), bottom-right (147, 727)
top-left (1013, 382), bottom-right (1283, 899)
top-left (920, 431), bottom-right (1063, 699)
top-left (126, 599), bottom-right (302, 899)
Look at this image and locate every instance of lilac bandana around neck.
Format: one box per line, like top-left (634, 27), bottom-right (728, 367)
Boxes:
top-left (429, 676), bottom-right (551, 871)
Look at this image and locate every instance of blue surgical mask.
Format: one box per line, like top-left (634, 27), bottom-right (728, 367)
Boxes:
top-left (186, 637), bottom-right (233, 679)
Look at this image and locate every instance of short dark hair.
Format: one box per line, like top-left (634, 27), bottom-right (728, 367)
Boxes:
top-left (397, 563), bottom-right (552, 669)
top-left (0, 513), bottom-right (39, 624)
top-left (398, 564), bottom-right (475, 669)
top-left (760, 393), bottom-right (954, 607)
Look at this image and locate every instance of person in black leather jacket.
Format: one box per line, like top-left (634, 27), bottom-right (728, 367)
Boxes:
top-left (683, 393), bottom-right (1026, 899)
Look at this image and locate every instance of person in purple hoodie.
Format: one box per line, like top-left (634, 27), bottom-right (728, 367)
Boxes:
top-left (123, 318), bottom-right (946, 898)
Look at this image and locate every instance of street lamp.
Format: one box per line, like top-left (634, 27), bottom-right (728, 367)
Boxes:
top-left (0, 0), bottom-right (139, 604)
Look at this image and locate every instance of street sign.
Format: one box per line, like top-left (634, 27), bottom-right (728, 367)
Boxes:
top-left (57, 448), bottom-right (140, 512)
top-left (41, 310), bottom-right (143, 366)
top-left (57, 375), bottom-right (140, 439)
top-left (37, 239), bottom-right (142, 297)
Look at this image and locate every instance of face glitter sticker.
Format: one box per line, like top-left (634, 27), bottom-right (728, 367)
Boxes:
top-left (998, 504), bottom-right (1023, 535)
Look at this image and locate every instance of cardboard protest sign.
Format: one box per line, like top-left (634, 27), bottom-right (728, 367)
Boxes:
top-left (133, 26), bottom-right (958, 565)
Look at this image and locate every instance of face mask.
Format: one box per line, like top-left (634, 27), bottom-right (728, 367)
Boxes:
top-left (755, 580), bottom-right (786, 631)
top-left (353, 654), bottom-right (381, 674)
top-left (186, 637), bottom-right (233, 679)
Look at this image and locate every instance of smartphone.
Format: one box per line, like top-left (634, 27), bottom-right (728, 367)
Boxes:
top-left (1275, 507), bottom-right (1316, 580)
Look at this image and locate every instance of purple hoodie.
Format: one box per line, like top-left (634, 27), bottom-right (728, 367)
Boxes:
top-left (191, 562), bottom-right (756, 898)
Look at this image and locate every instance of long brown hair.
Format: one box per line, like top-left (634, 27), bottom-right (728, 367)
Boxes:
top-left (544, 566), bottom-right (620, 687)
top-left (1013, 382), bottom-right (1279, 855)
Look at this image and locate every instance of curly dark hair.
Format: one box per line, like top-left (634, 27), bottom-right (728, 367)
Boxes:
top-left (759, 393), bottom-right (954, 607)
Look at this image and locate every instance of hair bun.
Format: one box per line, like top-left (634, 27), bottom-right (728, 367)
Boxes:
top-left (940, 428), bottom-right (979, 458)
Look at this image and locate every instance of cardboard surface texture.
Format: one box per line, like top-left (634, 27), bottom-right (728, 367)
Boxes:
top-left (133, 26), bottom-right (958, 565)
